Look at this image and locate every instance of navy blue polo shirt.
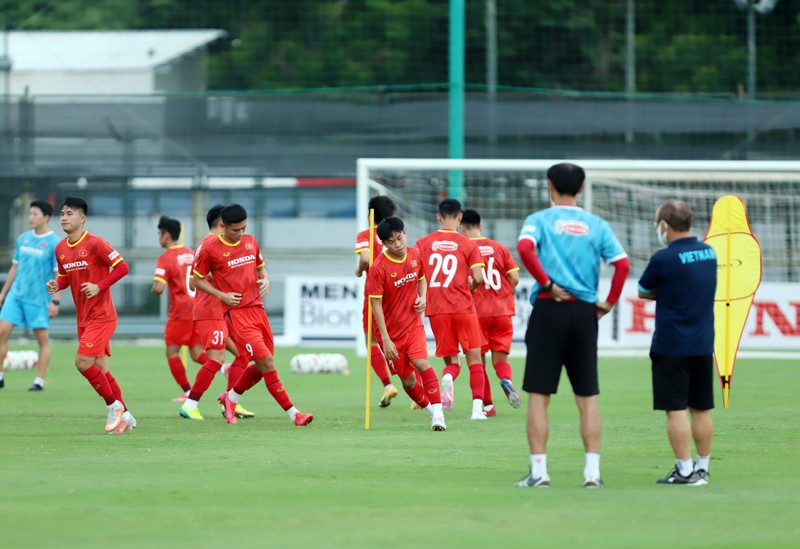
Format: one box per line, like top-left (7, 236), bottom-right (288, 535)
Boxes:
top-left (638, 237), bottom-right (717, 356)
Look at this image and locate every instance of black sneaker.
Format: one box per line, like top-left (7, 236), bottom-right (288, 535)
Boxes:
top-left (656, 467), bottom-right (708, 486)
top-left (583, 477), bottom-right (604, 488)
top-left (513, 471), bottom-right (551, 488)
top-left (0, 378), bottom-right (4, 388)
top-left (28, 383), bottom-right (44, 392)
top-left (694, 469), bottom-right (710, 484)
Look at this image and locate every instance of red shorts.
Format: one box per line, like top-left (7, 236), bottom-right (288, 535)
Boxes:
top-left (429, 313), bottom-right (485, 358)
top-left (387, 324), bottom-right (428, 379)
top-left (479, 315), bottom-right (514, 355)
top-left (194, 319), bottom-right (229, 350)
top-left (164, 318), bottom-right (201, 347)
top-left (77, 320), bottom-right (117, 358)
top-left (225, 306), bottom-right (274, 361)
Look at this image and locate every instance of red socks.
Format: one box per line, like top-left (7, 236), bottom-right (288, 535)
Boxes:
top-left (420, 368), bottom-right (441, 405)
top-left (188, 359), bottom-right (222, 401)
top-left (104, 371), bottom-right (126, 410)
top-left (370, 345), bottom-right (392, 386)
top-left (482, 366), bottom-right (493, 406)
top-left (227, 355), bottom-right (248, 391)
top-left (81, 365), bottom-right (115, 405)
top-left (494, 360), bottom-right (513, 381)
top-left (233, 364), bottom-right (263, 395)
top-left (403, 380), bottom-right (430, 409)
top-left (442, 363), bottom-right (460, 381)
top-left (168, 356), bottom-right (191, 392)
top-left (195, 352), bottom-right (209, 365)
top-left (263, 369), bottom-right (293, 410)
top-left (468, 364), bottom-right (485, 400)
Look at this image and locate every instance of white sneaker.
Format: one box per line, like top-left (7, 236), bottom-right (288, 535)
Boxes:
top-left (441, 377), bottom-right (454, 411)
top-left (113, 411), bottom-right (137, 435)
top-left (470, 411), bottom-right (488, 420)
top-left (221, 363), bottom-right (231, 378)
top-left (431, 413), bottom-right (447, 431)
top-left (105, 401), bottom-right (124, 433)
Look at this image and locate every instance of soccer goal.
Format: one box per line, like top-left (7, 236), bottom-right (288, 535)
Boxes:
top-left (356, 158), bottom-right (800, 283)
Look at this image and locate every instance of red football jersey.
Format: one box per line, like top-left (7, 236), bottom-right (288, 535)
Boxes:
top-left (191, 234), bottom-right (225, 321)
top-left (366, 247), bottom-right (425, 341)
top-left (55, 231), bottom-right (123, 327)
top-left (193, 234), bottom-right (266, 310)
top-left (470, 237), bottom-right (519, 318)
top-left (415, 229), bottom-right (484, 316)
top-left (355, 228), bottom-right (384, 265)
top-left (154, 245), bottom-right (196, 321)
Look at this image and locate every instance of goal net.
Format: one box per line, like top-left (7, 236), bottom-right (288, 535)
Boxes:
top-left (357, 159), bottom-right (800, 283)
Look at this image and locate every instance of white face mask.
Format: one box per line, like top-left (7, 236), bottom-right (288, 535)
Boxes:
top-left (655, 220), bottom-right (668, 246)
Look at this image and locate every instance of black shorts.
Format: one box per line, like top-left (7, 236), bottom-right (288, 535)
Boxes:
top-left (651, 353), bottom-right (715, 411)
top-left (522, 299), bottom-right (598, 396)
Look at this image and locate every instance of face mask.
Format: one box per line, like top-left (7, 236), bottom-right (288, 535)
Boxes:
top-left (655, 220), bottom-right (668, 247)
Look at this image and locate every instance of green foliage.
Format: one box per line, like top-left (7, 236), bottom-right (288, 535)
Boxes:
top-left (3, 0), bottom-right (800, 95)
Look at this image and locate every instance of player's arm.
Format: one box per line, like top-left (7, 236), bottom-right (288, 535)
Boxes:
top-left (506, 267), bottom-right (521, 289)
top-left (415, 276), bottom-right (427, 313)
top-left (469, 263), bottom-right (485, 291)
top-left (82, 258), bottom-right (129, 299)
top-left (0, 262), bottom-right (18, 305)
top-left (596, 256), bottom-right (631, 319)
top-left (517, 238), bottom-right (571, 301)
top-left (48, 271), bottom-right (62, 318)
top-left (152, 280), bottom-right (166, 295)
top-left (355, 250), bottom-right (370, 277)
top-left (257, 266), bottom-right (270, 297)
top-left (638, 287), bottom-right (656, 300)
top-left (369, 295), bottom-right (398, 361)
top-left (192, 271), bottom-right (242, 307)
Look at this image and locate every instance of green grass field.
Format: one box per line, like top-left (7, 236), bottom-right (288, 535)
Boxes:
top-left (1, 342), bottom-right (798, 548)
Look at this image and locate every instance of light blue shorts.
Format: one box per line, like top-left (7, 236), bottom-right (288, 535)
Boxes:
top-left (0, 297), bottom-right (50, 330)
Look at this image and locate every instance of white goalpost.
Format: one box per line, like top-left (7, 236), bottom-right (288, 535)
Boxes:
top-left (356, 158), bottom-right (800, 356)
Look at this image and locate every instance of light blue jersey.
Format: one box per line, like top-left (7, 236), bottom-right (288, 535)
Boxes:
top-left (7, 230), bottom-right (60, 308)
top-left (518, 206), bottom-right (627, 304)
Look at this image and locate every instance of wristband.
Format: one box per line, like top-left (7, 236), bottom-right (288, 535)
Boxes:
top-left (543, 281), bottom-right (553, 293)
top-left (51, 300), bottom-right (61, 306)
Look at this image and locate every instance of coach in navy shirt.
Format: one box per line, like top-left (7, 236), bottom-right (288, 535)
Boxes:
top-left (638, 200), bottom-right (716, 486)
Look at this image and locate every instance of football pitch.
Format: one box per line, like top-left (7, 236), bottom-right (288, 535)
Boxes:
top-left (1, 343), bottom-right (798, 548)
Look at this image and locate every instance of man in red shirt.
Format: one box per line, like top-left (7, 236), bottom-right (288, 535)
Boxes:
top-left (193, 204), bottom-right (313, 426)
top-left (415, 198), bottom-right (487, 420)
top-left (46, 196), bottom-right (135, 435)
top-left (151, 216), bottom-right (208, 401)
top-left (179, 205), bottom-right (254, 421)
top-left (354, 195), bottom-right (399, 407)
top-left (367, 216), bottom-right (445, 431)
top-left (460, 209), bottom-right (522, 415)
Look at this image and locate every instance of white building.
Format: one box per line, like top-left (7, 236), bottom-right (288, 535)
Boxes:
top-left (2, 30), bottom-right (226, 95)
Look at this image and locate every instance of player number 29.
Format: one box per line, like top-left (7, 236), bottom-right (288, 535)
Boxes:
top-left (429, 253), bottom-right (457, 288)
top-left (482, 257), bottom-right (502, 291)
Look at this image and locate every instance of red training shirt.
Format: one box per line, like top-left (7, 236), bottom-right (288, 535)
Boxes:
top-left (470, 237), bottom-right (519, 318)
top-left (415, 229), bottom-right (484, 316)
top-left (191, 234), bottom-right (225, 321)
top-left (366, 247), bottom-right (425, 341)
top-left (55, 231), bottom-right (123, 327)
top-left (193, 234), bottom-right (266, 310)
top-left (154, 245), bottom-right (196, 321)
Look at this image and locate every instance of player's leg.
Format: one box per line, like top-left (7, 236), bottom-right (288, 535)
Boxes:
top-left (688, 354), bottom-right (715, 481)
top-left (689, 408), bottom-right (713, 481)
top-left (180, 320), bottom-right (228, 419)
top-left (95, 352), bottom-right (136, 435)
top-left (464, 346), bottom-right (486, 420)
top-left (0, 319), bottom-right (16, 388)
top-left (481, 354), bottom-right (495, 416)
top-left (431, 314), bottom-right (460, 411)
top-left (165, 343), bottom-right (192, 399)
top-left (74, 349), bottom-right (121, 432)
top-left (371, 342), bottom-right (398, 408)
top-left (512, 392), bottom-right (551, 487)
top-left (220, 337), bottom-right (255, 418)
top-left (30, 328), bottom-right (52, 390)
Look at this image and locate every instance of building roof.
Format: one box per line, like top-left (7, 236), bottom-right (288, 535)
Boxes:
top-left (5, 30), bottom-right (226, 71)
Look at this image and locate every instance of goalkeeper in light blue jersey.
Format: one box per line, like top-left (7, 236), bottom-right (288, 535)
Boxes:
top-left (0, 200), bottom-right (62, 391)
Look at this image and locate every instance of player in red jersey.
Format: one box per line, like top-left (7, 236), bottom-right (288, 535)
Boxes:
top-left (46, 196), bottom-right (135, 434)
top-left (194, 204), bottom-right (313, 427)
top-left (415, 198), bottom-right (487, 420)
top-left (179, 205), bottom-right (254, 421)
top-left (460, 209), bottom-right (522, 415)
top-left (367, 216), bottom-right (445, 431)
top-left (151, 216), bottom-right (208, 401)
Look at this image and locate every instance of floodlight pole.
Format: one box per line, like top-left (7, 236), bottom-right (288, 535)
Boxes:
top-left (449, 0), bottom-right (465, 201)
top-left (746, 2), bottom-right (756, 100)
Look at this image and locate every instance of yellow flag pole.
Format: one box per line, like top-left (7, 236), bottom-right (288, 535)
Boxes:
top-left (365, 209), bottom-right (375, 430)
top-left (723, 226), bottom-right (732, 409)
top-left (179, 222), bottom-right (188, 370)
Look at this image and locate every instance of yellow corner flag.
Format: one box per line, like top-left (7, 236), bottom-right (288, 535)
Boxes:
top-left (703, 196), bottom-right (762, 408)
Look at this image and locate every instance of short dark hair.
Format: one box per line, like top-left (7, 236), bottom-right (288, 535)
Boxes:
top-left (157, 216), bottom-right (182, 241)
top-left (368, 195), bottom-right (397, 224)
top-left (221, 204), bottom-right (247, 225)
top-left (61, 196), bottom-right (88, 216)
top-left (438, 197), bottom-right (462, 218)
top-left (657, 200), bottom-right (694, 232)
top-left (460, 208), bottom-right (481, 228)
top-left (377, 216), bottom-right (405, 241)
top-left (547, 163), bottom-right (585, 196)
top-left (206, 204), bottom-right (224, 229)
top-left (30, 200), bottom-right (54, 218)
